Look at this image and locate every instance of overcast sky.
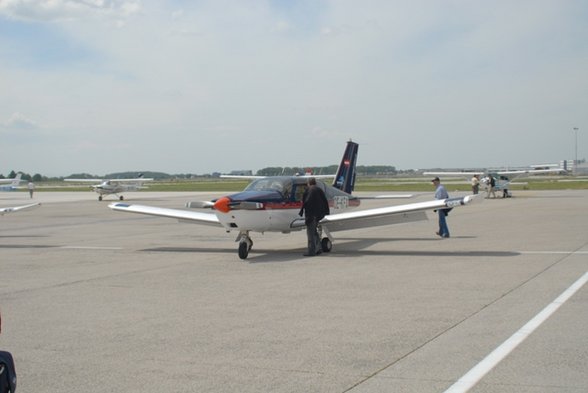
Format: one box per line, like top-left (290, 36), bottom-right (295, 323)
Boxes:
top-left (1, 0), bottom-right (586, 176)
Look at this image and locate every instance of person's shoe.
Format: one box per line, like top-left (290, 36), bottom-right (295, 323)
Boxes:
top-left (316, 250), bottom-right (322, 255)
top-left (441, 234), bottom-right (450, 238)
top-left (435, 231), bottom-right (441, 237)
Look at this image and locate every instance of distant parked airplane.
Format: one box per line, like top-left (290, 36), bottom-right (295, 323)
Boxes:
top-left (0, 173), bottom-right (23, 192)
top-left (65, 174), bottom-right (153, 201)
top-left (424, 166), bottom-right (567, 197)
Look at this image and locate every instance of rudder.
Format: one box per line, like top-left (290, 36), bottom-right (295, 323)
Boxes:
top-left (332, 140), bottom-right (358, 194)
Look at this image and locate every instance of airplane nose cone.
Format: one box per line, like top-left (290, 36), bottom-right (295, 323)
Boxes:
top-left (213, 196), bottom-right (231, 213)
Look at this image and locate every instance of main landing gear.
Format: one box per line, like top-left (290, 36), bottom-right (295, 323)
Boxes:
top-left (321, 237), bottom-right (332, 253)
top-left (318, 225), bottom-right (332, 253)
top-left (98, 195), bottom-right (124, 201)
top-left (235, 228), bottom-right (332, 260)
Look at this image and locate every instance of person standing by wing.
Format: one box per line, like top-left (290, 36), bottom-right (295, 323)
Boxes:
top-left (485, 174), bottom-right (497, 199)
top-left (432, 177), bottom-right (450, 238)
top-left (27, 181), bottom-right (35, 199)
top-left (471, 174), bottom-right (480, 194)
top-left (299, 177), bottom-right (330, 256)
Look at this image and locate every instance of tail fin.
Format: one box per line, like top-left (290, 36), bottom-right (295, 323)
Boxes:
top-left (11, 173), bottom-right (22, 187)
top-left (332, 140), bottom-right (359, 194)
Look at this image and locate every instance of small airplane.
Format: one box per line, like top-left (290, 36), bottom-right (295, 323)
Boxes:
top-left (0, 202), bottom-right (40, 216)
top-left (424, 166), bottom-right (567, 197)
top-left (65, 174), bottom-right (153, 201)
top-left (0, 173), bottom-right (23, 192)
top-left (109, 141), bottom-right (478, 260)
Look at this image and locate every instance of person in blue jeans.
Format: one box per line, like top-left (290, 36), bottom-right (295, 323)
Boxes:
top-left (432, 177), bottom-right (450, 238)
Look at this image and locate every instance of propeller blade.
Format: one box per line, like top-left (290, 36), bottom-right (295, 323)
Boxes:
top-left (186, 201), bottom-right (215, 209)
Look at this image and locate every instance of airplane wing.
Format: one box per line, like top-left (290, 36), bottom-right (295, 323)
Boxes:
top-left (219, 175), bottom-right (265, 180)
top-left (108, 203), bottom-right (222, 227)
top-left (359, 194), bottom-right (414, 199)
top-left (110, 195), bottom-right (478, 233)
top-left (220, 174), bottom-right (335, 180)
top-left (0, 202), bottom-right (41, 215)
top-left (494, 168), bottom-right (565, 176)
top-left (424, 168), bottom-right (565, 178)
top-left (107, 178), bottom-right (154, 183)
top-left (291, 195), bottom-right (479, 231)
top-left (64, 179), bottom-right (104, 182)
top-left (65, 178), bottom-right (153, 183)
top-left (423, 171), bottom-right (484, 177)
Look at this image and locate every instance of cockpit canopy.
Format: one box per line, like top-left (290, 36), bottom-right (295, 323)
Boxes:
top-left (243, 176), bottom-right (351, 202)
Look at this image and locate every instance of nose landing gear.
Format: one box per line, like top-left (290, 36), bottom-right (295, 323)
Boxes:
top-left (237, 231), bottom-right (253, 260)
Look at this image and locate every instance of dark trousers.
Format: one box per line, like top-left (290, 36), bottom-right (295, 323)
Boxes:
top-left (305, 217), bottom-right (320, 254)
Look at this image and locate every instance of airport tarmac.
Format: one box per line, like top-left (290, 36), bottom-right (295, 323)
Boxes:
top-left (1, 190), bottom-right (587, 393)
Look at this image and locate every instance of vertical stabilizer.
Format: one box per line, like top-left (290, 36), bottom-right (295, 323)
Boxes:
top-left (332, 140), bottom-right (359, 194)
top-left (12, 173), bottom-right (22, 187)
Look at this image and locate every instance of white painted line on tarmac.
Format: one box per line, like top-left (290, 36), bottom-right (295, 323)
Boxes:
top-left (60, 246), bottom-right (123, 250)
top-left (520, 251), bottom-right (588, 254)
top-left (444, 271), bottom-right (588, 393)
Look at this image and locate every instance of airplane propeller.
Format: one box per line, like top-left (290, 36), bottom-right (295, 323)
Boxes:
top-left (213, 197), bottom-right (264, 213)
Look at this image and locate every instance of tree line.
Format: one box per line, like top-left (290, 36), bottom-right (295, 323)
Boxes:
top-left (0, 170), bottom-right (45, 182)
top-left (1, 165), bottom-right (418, 182)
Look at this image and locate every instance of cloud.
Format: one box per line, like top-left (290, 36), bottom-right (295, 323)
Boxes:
top-left (2, 112), bottom-right (39, 130)
top-left (0, 0), bottom-right (141, 23)
top-left (0, 1), bottom-right (586, 175)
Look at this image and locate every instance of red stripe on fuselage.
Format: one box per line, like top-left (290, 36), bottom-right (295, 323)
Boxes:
top-left (257, 199), bottom-right (360, 210)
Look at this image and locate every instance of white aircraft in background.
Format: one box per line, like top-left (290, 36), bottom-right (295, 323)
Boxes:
top-left (0, 202), bottom-right (40, 216)
top-left (0, 173), bottom-right (23, 192)
top-left (65, 174), bottom-right (153, 201)
top-left (424, 166), bottom-right (567, 197)
top-left (109, 141), bottom-right (479, 260)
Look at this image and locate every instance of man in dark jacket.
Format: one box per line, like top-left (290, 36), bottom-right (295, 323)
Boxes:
top-left (299, 177), bottom-right (330, 256)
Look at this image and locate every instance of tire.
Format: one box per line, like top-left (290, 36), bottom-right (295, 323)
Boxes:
top-left (321, 237), bottom-right (332, 253)
top-left (238, 242), bottom-right (249, 259)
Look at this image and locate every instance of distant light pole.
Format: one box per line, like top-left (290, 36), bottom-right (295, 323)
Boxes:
top-left (574, 127), bottom-right (579, 175)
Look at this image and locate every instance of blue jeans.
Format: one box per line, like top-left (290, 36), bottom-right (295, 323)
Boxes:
top-left (438, 210), bottom-right (450, 237)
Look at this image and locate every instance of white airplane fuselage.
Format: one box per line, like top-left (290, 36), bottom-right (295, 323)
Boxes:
top-left (94, 183), bottom-right (140, 196)
top-left (92, 181), bottom-right (146, 200)
top-left (213, 195), bottom-right (356, 234)
top-left (205, 176), bottom-right (360, 234)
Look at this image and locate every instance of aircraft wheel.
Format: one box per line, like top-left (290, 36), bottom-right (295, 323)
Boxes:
top-left (98, 196), bottom-right (103, 201)
top-left (321, 237), bottom-right (332, 253)
top-left (238, 242), bottom-right (249, 260)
